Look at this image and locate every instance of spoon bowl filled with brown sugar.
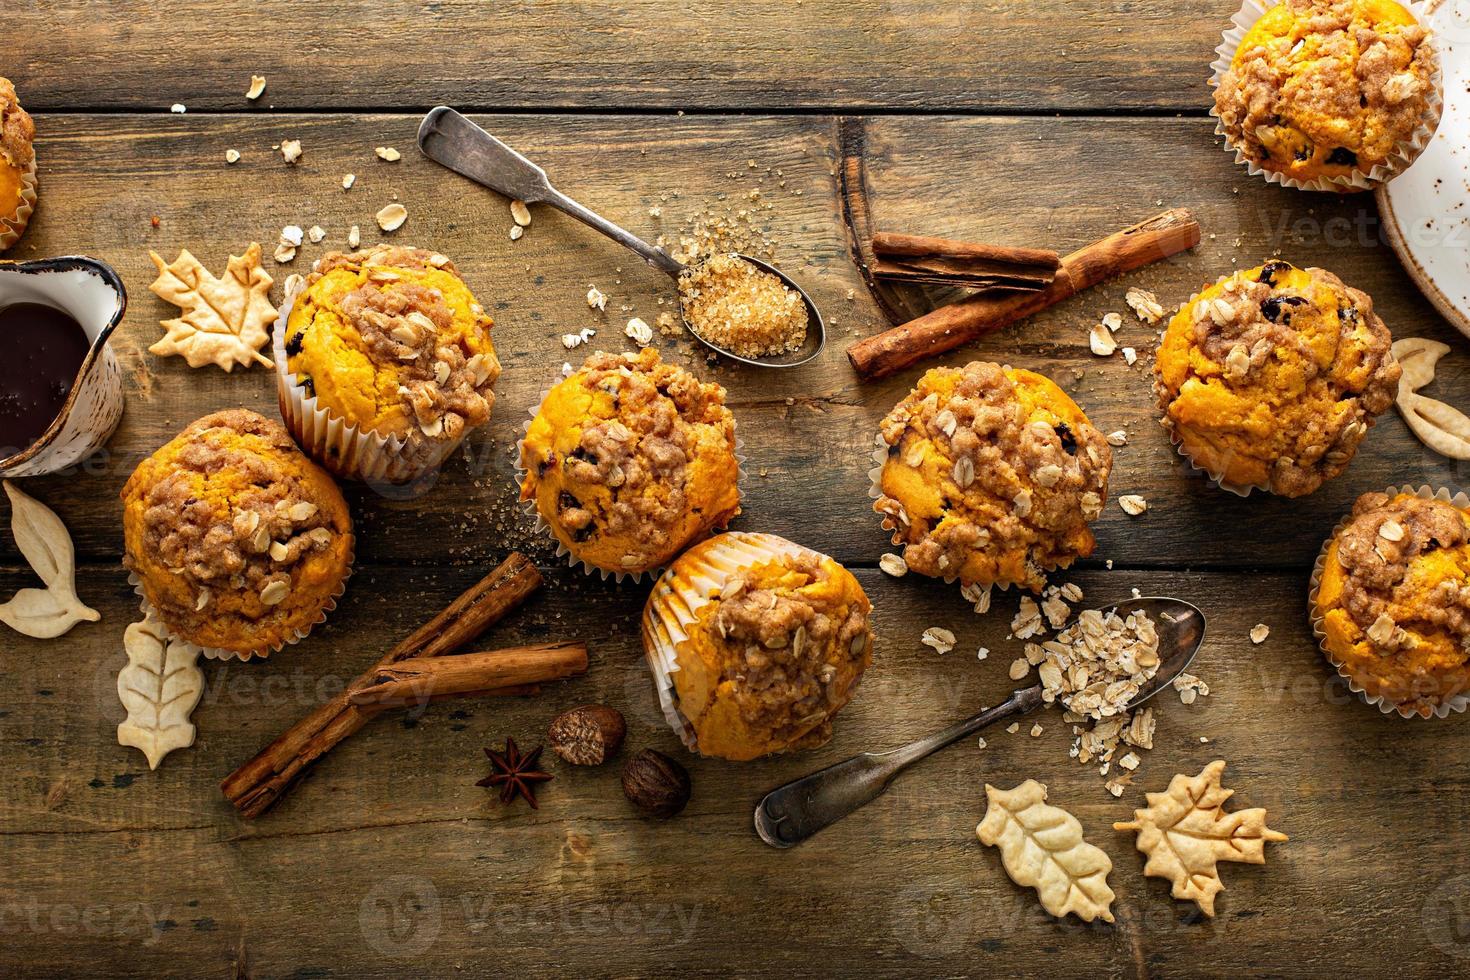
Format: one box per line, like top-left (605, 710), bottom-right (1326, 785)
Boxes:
top-left (417, 107), bottom-right (825, 368)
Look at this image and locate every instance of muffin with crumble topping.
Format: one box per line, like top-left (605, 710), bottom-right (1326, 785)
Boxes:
top-left (0, 76), bottom-right (37, 252)
top-left (642, 532), bottom-right (873, 760)
top-left (872, 361), bottom-right (1112, 594)
top-left (1155, 260), bottom-right (1399, 496)
top-left (518, 348), bottom-right (740, 577)
top-left (1212, 0), bottom-right (1440, 189)
top-left (275, 245), bottom-right (500, 486)
top-left (1312, 489), bottom-right (1470, 717)
top-left (121, 410), bottom-right (354, 660)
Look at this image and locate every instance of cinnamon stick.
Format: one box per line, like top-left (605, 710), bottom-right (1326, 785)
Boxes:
top-left (221, 553), bottom-right (543, 819)
top-left (871, 232), bottom-right (1060, 290)
top-left (349, 643), bottom-right (589, 708)
top-left (848, 209), bottom-right (1201, 380)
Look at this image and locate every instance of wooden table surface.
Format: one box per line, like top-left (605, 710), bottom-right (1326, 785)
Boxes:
top-left (6, 2), bottom-right (1470, 977)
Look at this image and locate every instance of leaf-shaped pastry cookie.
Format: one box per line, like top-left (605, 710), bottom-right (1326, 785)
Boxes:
top-left (1113, 760), bottom-right (1287, 917)
top-left (117, 612), bottom-right (205, 770)
top-left (977, 780), bottom-right (1116, 923)
top-left (0, 481), bottom-right (100, 638)
top-left (1391, 337), bottom-right (1470, 460)
top-left (148, 244), bottom-right (276, 371)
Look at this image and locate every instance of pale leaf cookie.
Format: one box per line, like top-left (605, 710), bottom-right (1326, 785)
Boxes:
top-left (976, 780), bottom-right (1116, 923)
top-left (147, 243), bottom-right (277, 371)
top-left (0, 481), bottom-right (100, 639)
top-left (117, 612), bottom-right (205, 770)
top-left (1113, 759), bottom-right (1287, 917)
top-left (1391, 338), bottom-right (1470, 460)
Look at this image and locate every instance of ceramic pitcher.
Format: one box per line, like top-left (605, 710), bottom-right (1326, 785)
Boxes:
top-left (0, 256), bottom-right (126, 477)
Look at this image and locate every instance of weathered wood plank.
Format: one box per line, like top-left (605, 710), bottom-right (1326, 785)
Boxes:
top-left (12, 1), bottom-right (1228, 114)
top-left (1, 112), bottom-right (1459, 573)
top-left (2, 565), bottom-right (1466, 977)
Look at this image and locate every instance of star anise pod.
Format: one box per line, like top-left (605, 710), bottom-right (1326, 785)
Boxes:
top-left (476, 737), bottom-right (553, 809)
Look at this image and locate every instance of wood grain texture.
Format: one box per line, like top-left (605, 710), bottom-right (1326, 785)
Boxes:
top-left (2, 564), bottom-right (1466, 977)
top-left (2, 112), bottom-right (1462, 574)
top-left (11, 1), bottom-right (1227, 113)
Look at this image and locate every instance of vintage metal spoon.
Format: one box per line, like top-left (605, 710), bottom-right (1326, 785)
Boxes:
top-left (754, 596), bottom-right (1205, 848)
top-left (416, 107), bottom-right (825, 368)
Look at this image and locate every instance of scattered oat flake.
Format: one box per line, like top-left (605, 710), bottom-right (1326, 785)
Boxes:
top-left (280, 225), bottom-right (304, 247)
top-left (976, 737), bottom-right (987, 749)
top-left (977, 647), bottom-right (989, 661)
top-left (1005, 722), bottom-right (1021, 734)
top-left (272, 243), bottom-right (296, 264)
top-left (561, 333), bottom-right (583, 350)
top-left (510, 200), bottom-right (532, 227)
top-left (1107, 430), bottom-right (1128, 447)
top-left (1089, 323), bottom-right (1117, 356)
top-left (921, 627), bottom-right (957, 655)
top-left (509, 225), bottom-right (524, 241)
top-left (347, 225), bottom-right (361, 248)
top-left (1249, 624), bottom-right (1270, 644)
top-left (376, 204), bottom-right (408, 232)
top-left (625, 317), bottom-right (653, 347)
top-left (307, 225), bottom-right (326, 244)
top-left (1101, 312), bottom-right (1123, 332)
top-left (1118, 494), bottom-right (1148, 516)
top-left (280, 139), bottom-right (303, 164)
top-left (1125, 287), bottom-right (1166, 324)
top-left (879, 553), bottom-right (908, 577)
top-left (1030, 723), bottom-right (1044, 738)
top-left (170, 103), bottom-right (186, 114)
top-left (246, 75), bottom-right (267, 100)
top-left (1009, 658), bottom-right (1031, 681)
top-left (587, 286), bottom-right (608, 311)
top-left (342, 174), bottom-right (356, 190)
top-left (1122, 347), bottom-right (1138, 366)
top-left (375, 146), bottom-right (401, 162)
top-left (224, 149), bottom-right (241, 164)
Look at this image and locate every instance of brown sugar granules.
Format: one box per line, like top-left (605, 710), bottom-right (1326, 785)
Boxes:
top-left (678, 254), bottom-right (808, 359)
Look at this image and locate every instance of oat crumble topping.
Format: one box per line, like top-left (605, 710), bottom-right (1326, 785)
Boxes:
top-left (0, 78), bottom-right (35, 169)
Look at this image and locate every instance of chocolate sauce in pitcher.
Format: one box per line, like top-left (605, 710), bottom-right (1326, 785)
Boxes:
top-left (0, 302), bottom-right (91, 457)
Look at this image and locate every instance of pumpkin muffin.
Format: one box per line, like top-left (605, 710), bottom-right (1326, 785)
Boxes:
top-left (279, 245), bottom-right (499, 481)
top-left (1214, 0), bottom-right (1438, 186)
top-left (874, 361), bottom-right (1111, 594)
top-left (642, 532), bottom-right (873, 760)
top-left (519, 348), bottom-right (740, 576)
top-left (1314, 490), bottom-right (1470, 717)
top-left (0, 76), bottom-right (37, 252)
top-left (1155, 260), bottom-right (1399, 496)
top-left (122, 410), bottom-right (354, 658)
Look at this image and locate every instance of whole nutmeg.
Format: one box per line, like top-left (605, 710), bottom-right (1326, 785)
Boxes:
top-left (621, 749), bottom-right (691, 818)
top-left (547, 704), bottom-right (626, 766)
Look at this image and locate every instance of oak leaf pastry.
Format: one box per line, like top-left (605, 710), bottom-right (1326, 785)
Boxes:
top-left (121, 409), bottom-right (354, 659)
top-left (0, 76), bottom-right (37, 252)
top-left (873, 361), bottom-right (1111, 593)
top-left (1114, 760), bottom-right (1287, 917)
top-left (1312, 489), bottom-right (1470, 716)
top-left (1390, 337), bottom-right (1470, 460)
top-left (148, 245), bottom-right (277, 371)
top-left (1214, 0), bottom-right (1440, 188)
top-left (1154, 260), bottom-right (1398, 496)
top-left (277, 245), bottom-right (500, 484)
top-left (519, 348), bottom-right (740, 577)
top-left (977, 779), bottom-right (1116, 924)
top-left (641, 532), bottom-right (873, 761)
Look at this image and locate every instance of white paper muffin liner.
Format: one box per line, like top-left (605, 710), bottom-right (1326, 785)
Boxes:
top-left (641, 531), bottom-right (826, 753)
top-left (127, 535), bottom-right (353, 663)
top-left (1308, 483), bottom-right (1470, 719)
top-left (0, 156), bottom-right (37, 252)
top-left (1209, 0), bottom-right (1444, 192)
top-left (512, 364), bottom-right (746, 585)
top-left (272, 278), bottom-right (467, 489)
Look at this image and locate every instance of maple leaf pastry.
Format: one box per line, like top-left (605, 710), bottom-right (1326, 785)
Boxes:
top-left (0, 76), bottom-right (37, 252)
top-left (121, 410), bottom-right (354, 659)
top-left (1312, 490), bottom-right (1470, 718)
top-left (276, 245), bottom-right (500, 485)
top-left (873, 361), bottom-right (1112, 594)
top-left (1154, 260), bottom-right (1398, 496)
top-left (1213, 0), bottom-right (1439, 188)
top-left (518, 348), bottom-right (740, 577)
top-left (642, 532), bottom-right (873, 761)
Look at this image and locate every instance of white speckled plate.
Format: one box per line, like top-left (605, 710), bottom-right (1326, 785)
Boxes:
top-left (1378, 0), bottom-right (1470, 336)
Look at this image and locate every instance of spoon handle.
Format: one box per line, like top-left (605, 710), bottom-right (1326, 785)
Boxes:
top-left (754, 686), bottom-right (1042, 848)
top-left (417, 106), bottom-right (683, 279)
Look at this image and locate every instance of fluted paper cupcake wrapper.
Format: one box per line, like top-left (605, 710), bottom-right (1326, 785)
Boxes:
top-left (1307, 483), bottom-right (1470, 719)
top-left (0, 156), bottom-right (37, 252)
top-left (1209, 0), bottom-right (1443, 193)
top-left (127, 537), bottom-right (354, 662)
top-left (512, 366), bottom-right (746, 585)
top-left (1162, 420), bottom-right (1269, 498)
top-left (641, 531), bottom-right (820, 753)
top-left (272, 279), bottom-right (463, 489)
top-left (867, 433), bottom-right (1026, 597)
